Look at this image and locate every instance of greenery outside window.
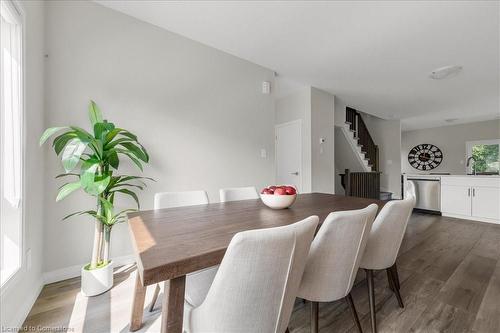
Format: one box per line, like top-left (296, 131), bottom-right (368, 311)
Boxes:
top-left (466, 139), bottom-right (500, 175)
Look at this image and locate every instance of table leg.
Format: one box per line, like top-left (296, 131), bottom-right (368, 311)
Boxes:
top-left (161, 275), bottom-right (186, 333)
top-left (130, 272), bottom-right (147, 331)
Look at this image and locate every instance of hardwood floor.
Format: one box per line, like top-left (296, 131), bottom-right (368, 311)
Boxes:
top-left (22, 213), bottom-right (500, 332)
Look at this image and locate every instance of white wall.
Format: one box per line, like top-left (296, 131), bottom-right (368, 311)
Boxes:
top-left (402, 120), bottom-right (500, 175)
top-left (275, 87), bottom-right (312, 192)
top-left (0, 0), bottom-right (45, 329)
top-left (275, 87), bottom-right (335, 193)
top-left (361, 113), bottom-right (402, 198)
top-left (43, 1), bottom-right (275, 274)
top-left (334, 96), bottom-right (347, 126)
top-left (311, 87), bottom-right (335, 193)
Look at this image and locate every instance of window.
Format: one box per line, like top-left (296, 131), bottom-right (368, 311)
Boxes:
top-left (1, 0), bottom-right (23, 287)
top-left (466, 139), bottom-right (500, 175)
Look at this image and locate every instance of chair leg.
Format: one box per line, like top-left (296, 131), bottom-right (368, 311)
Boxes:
top-left (387, 267), bottom-right (404, 308)
top-left (345, 293), bottom-right (363, 333)
top-left (365, 269), bottom-right (377, 333)
top-left (391, 263), bottom-right (401, 290)
top-left (311, 301), bottom-right (319, 333)
top-left (148, 283), bottom-right (161, 312)
top-left (386, 269), bottom-right (394, 292)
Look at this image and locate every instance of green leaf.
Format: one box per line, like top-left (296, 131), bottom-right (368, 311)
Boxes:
top-left (40, 127), bottom-right (67, 146)
top-left (80, 161), bottom-right (110, 196)
top-left (108, 151), bottom-right (119, 169)
top-left (69, 126), bottom-right (93, 143)
top-left (120, 142), bottom-right (148, 162)
top-left (55, 173), bottom-right (79, 179)
top-left (103, 128), bottom-right (137, 144)
top-left (104, 128), bottom-right (121, 144)
top-left (140, 144), bottom-right (150, 162)
top-left (94, 122), bottom-right (115, 140)
top-left (62, 210), bottom-right (97, 221)
top-left (112, 183), bottom-right (144, 191)
top-left (110, 209), bottom-right (136, 224)
top-left (112, 188), bottom-right (140, 209)
top-left (116, 149), bottom-right (143, 171)
top-left (98, 196), bottom-right (114, 222)
top-left (80, 161), bottom-right (99, 189)
top-left (88, 101), bottom-right (103, 126)
top-left (86, 176), bottom-right (111, 195)
top-left (104, 138), bottom-right (134, 149)
top-left (53, 132), bottom-right (78, 155)
top-left (62, 139), bottom-right (88, 172)
top-left (117, 175), bottom-right (155, 183)
top-left (117, 129), bottom-right (137, 141)
top-left (56, 181), bottom-right (81, 201)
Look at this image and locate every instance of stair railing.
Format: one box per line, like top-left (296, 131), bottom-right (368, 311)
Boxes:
top-left (345, 107), bottom-right (379, 172)
top-left (340, 169), bottom-right (381, 199)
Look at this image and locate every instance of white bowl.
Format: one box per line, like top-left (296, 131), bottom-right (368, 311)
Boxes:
top-left (260, 194), bottom-right (297, 209)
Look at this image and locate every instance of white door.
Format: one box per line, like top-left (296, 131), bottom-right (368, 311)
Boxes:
top-left (441, 185), bottom-right (471, 216)
top-left (472, 187), bottom-right (500, 220)
top-left (276, 120), bottom-right (302, 191)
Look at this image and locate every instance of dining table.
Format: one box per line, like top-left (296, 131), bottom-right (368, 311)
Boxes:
top-left (127, 193), bottom-right (386, 333)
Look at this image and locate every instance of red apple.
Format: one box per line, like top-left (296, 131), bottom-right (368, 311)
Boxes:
top-left (274, 188), bottom-right (287, 195)
top-left (285, 187), bottom-right (296, 195)
top-left (269, 186), bottom-right (277, 191)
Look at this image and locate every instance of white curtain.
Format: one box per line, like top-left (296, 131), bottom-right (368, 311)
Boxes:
top-left (1, 1), bottom-right (22, 208)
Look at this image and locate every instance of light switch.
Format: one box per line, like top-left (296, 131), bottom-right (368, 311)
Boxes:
top-left (260, 149), bottom-right (267, 158)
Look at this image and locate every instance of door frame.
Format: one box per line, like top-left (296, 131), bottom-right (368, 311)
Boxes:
top-left (275, 119), bottom-right (303, 191)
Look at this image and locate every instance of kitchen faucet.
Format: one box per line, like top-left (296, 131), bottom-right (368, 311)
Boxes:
top-left (466, 156), bottom-right (476, 175)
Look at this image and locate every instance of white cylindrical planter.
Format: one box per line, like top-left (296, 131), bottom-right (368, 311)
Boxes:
top-left (81, 261), bottom-right (114, 296)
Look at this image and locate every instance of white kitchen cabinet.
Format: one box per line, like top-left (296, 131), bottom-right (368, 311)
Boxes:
top-left (440, 176), bottom-right (500, 224)
top-left (472, 187), bottom-right (500, 220)
top-left (441, 185), bottom-right (471, 217)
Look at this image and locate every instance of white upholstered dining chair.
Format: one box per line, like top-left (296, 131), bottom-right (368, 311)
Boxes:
top-left (297, 204), bottom-right (378, 333)
top-left (149, 190), bottom-right (215, 312)
top-left (404, 180), bottom-right (417, 203)
top-left (219, 186), bottom-right (259, 202)
top-left (359, 197), bottom-right (415, 333)
top-left (183, 216), bottom-right (319, 333)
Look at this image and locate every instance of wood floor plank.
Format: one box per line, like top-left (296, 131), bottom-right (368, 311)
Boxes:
top-left (437, 253), bottom-right (496, 314)
top-left (409, 300), bottom-right (476, 333)
top-left (471, 261), bottom-right (500, 333)
top-left (22, 214), bottom-right (500, 333)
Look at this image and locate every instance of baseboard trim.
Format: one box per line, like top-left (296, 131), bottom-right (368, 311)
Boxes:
top-left (442, 213), bottom-right (500, 225)
top-left (10, 277), bottom-right (44, 330)
top-left (43, 254), bottom-right (135, 285)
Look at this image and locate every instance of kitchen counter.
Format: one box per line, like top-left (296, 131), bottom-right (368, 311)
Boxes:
top-left (404, 174), bottom-right (500, 224)
top-left (405, 174), bottom-right (500, 178)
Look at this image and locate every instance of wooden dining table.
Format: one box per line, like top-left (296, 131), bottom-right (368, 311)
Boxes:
top-left (127, 193), bottom-right (385, 333)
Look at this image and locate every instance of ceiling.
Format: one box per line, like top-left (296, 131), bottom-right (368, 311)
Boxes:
top-left (96, 1), bottom-right (499, 131)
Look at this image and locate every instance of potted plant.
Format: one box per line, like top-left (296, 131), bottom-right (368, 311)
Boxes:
top-left (40, 101), bottom-right (152, 296)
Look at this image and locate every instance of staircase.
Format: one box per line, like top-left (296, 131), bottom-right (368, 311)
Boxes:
top-left (345, 107), bottom-right (379, 172)
top-left (338, 107), bottom-right (386, 200)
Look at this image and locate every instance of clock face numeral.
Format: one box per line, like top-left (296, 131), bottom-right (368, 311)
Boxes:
top-left (408, 144), bottom-right (443, 171)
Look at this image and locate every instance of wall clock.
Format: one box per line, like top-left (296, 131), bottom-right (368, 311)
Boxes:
top-left (408, 144), bottom-right (443, 171)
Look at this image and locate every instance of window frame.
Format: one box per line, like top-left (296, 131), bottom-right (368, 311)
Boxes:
top-left (0, 0), bottom-right (25, 291)
top-left (465, 139), bottom-right (500, 174)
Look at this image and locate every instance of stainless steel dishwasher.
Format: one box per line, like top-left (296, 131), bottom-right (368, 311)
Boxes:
top-left (407, 176), bottom-right (441, 212)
